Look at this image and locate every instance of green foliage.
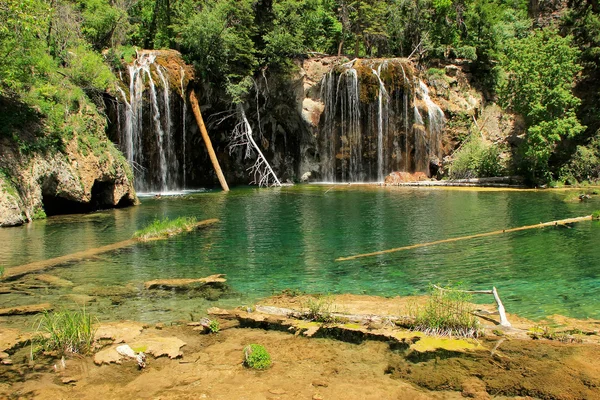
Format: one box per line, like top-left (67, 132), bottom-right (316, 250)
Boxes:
top-left (79, 0), bottom-right (130, 50)
top-left (409, 284), bottom-right (482, 338)
top-left (243, 344), bottom-right (271, 370)
top-left (133, 216), bottom-right (199, 241)
top-left (450, 135), bottom-right (505, 179)
top-left (0, 265), bottom-right (4, 277)
top-left (499, 28), bottom-right (585, 182)
top-left (209, 320), bottom-right (220, 333)
top-left (34, 309), bottom-right (96, 356)
top-left (32, 208), bottom-right (47, 220)
top-left (559, 134), bottom-right (600, 184)
top-left (592, 210), bottom-right (600, 220)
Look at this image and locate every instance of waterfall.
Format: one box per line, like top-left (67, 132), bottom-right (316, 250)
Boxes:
top-left (372, 62), bottom-right (389, 182)
top-left (180, 67), bottom-right (187, 189)
top-left (419, 80), bottom-right (446, 157)
top-left (117, 51), bottom-right (185, 193)
top-left (319, 69), bottom-right (338, 182)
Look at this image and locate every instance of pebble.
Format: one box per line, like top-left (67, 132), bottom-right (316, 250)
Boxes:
top-left (268, 389), bottom-right (286, 395)
top-left (312, 380), bottom-right (328, 387)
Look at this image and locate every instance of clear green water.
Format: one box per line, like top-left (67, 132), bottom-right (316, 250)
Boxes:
top-left (1, 185), bottom-right (599, 326)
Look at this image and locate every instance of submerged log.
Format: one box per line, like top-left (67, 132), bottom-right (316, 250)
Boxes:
top-left (0, 303), bottom-right (52, 316)
top-left (2, 218), bottom-right (219, 281)
top-left (189, 90), bottom-right (229, 192)
top-left (144, 274), bottom-right (227, 290)
top-left (336, 215), bottom-right (593, 261)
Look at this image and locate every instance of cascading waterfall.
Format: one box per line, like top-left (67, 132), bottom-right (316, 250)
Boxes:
top-left (116, 52), bottom-right (185, 193)
top-left (372, 62), bottom-right (389, 182)
top-left (317, 59), bottom-right (445, 182)
top-left (180, 67), bottom-right (187, 189)
top-left (418, 80), bottom-right (446, 157)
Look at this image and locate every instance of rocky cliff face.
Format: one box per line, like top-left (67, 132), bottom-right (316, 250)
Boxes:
top-left (0, 126), bottom-right (137, 227)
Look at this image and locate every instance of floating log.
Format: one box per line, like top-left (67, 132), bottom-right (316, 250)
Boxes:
top-left (144, 274), bottom-right (227, 290)
top-left (336, 215), bottom-right (593, 262)
top-left (0, 303), bottom-right (52, 316)
top-left (2, 219), bottom-right (219, 281)
top-left (189, 90), bottom-right (229, 192)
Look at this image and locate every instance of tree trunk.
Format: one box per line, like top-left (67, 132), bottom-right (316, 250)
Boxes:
top-left (189, 91), bottom-right (230, 192)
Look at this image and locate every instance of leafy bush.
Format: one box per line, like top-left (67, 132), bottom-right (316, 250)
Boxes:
top-left (450, 135), bottom-right (505, 179)
top-left (559, 135), bottom-right (600, 184)
top-left (34, 309), bottom-right (96, 355)
top-left (409, 285), bottom-right (481, 338)
top-left (209, 320), bottom-right (220, 333)
top-left (243, 344), bottom-right (271, 370)
top-left (592, 210), bottom-right (600, 220)
top-left (133, 216), bottom-right (198, 241)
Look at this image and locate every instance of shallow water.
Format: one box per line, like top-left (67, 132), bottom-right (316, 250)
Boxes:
top-left (1, 185), bottom-right (599, 326)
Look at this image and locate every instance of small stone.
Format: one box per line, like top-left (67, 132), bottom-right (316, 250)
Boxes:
top-left (1, 359), bottom-right (13, 365)
top-left (61, 377), bottom-right (77, 384)
top-left (312, 380), bottom-right (328, 388)
top-left (313, 394), bottom-right (324, 400)
top-left (0, 352), bottom-right (9, 360)
top-left (155, 323), bottom-right (164, 330)
top-left (269, 389), bottom-right (287, 395)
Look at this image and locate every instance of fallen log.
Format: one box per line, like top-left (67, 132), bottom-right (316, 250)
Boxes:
top-left (0, 303), bottom-right (52, 316)
top-left (336, 215), bottom-right (593, 262)
top-left (2, 219), bottom-right (219, 281)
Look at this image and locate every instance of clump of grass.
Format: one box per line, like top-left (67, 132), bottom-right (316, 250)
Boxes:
top-left (243, 344), bottom-right (271, 370)
top-left (34, 309), bottom-right (96, 356)
top-left (409, 285), bottom-right (482, 338)
top-left (592, 210), bottom-right (600, 220)
top-left (133, 216), bottom-right (198, 241)
top-left (303, 295), bottom-right (338, 323)
top-left (0, 265), bottom-right (4, 277)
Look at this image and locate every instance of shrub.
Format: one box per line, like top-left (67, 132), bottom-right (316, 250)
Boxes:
top-left (209, 320), bottom-right (220, 333)
top-left (34, 309), bottom-right (96, 355)
top-left (243, 344), bottom-right (271, 370)
top-left (559, 135), bottom-right (600, 184)
top-left (409, 285), bottom-right (481, 338)
top-left (592, 210), bottom-right (600, 220)
top-left (450, 135), bottom-right (505, 179)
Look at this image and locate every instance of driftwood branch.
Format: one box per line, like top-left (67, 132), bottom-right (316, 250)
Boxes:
top-left (433, 285), bottom-right (511, 327)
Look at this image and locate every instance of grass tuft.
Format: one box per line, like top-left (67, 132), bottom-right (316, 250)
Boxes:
top-left (133, 216), bottom-right (199, 241)
top-left (408, 285), bottom-right (482, 338)
top-left (303, 295), bottom-right (338, 323)
top-left (34, 309), bottom-right (96, 356)
top-left (592, 210), bottom-right (600, 220)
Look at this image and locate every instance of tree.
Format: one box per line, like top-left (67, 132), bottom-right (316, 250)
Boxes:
top-left (498, 28), bottom-right (584, 181)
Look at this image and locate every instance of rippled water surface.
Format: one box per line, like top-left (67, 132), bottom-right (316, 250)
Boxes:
top-left (1, 185), bottom-right (599, 324)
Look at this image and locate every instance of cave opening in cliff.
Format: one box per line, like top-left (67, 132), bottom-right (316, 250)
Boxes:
top-left (41, 194), bottom-right (94, 216)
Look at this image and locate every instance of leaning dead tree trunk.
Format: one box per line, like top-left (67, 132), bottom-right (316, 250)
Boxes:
top-left (434, 285), bottom-right (511, 327)
top-left (229, 104), bottom-right (281, 187)
top-left (189, 90), bottom-right (230, 192)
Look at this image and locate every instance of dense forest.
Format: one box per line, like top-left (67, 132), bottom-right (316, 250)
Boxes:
top-left (1, 0), bottom-right (600, 184)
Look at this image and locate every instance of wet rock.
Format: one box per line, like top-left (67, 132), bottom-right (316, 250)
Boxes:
top-left (34, 274), bottom-right (74, 288)
top-left (0, 177), bottom-right (25, 227)
top-left (0, 303), bottom-right (52, 316)
top-left (129, 337), bottom-right (186, 359)
top-left (94, 321), bottom-right (145, 344)
top-left (94, 346), bottom-right (125, 366)
top-left (144, 274), bottom-right (227, 291)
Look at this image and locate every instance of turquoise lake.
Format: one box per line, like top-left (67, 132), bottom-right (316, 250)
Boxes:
top-left (1, 185), bottom-right (599, 325)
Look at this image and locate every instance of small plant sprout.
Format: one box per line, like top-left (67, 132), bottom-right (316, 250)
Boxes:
top-left (209, 320), bottom-right (220, 333)
top-left (243, 344), bottom-right (271, 370)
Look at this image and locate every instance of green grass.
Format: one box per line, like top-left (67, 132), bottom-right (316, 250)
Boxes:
top-left (33, 309), bottom-right (96, 356)
top-left (0, 265), bottom-right (4, 277)
top-left (593, 210), bottom-right (600, 220)
top-left (243, 344), bottom-right (271, 370)
top-left (408, 285), bottom-right (482, 338)
top-left (303, 295), bottom-right (338, 323)
top-left (133, 216), bottom-right (199, 241)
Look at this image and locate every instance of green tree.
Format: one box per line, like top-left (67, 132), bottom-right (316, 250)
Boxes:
top-left (498, 28), bottom-right (584, 181)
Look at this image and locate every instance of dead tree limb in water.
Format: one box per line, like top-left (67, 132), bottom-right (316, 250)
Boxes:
top-left (229, 104), bottom-right (281, 187)
top-left (336, 215), bottom-right (593, 261)
top-left (189, 90), bottom-right (230, 192)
